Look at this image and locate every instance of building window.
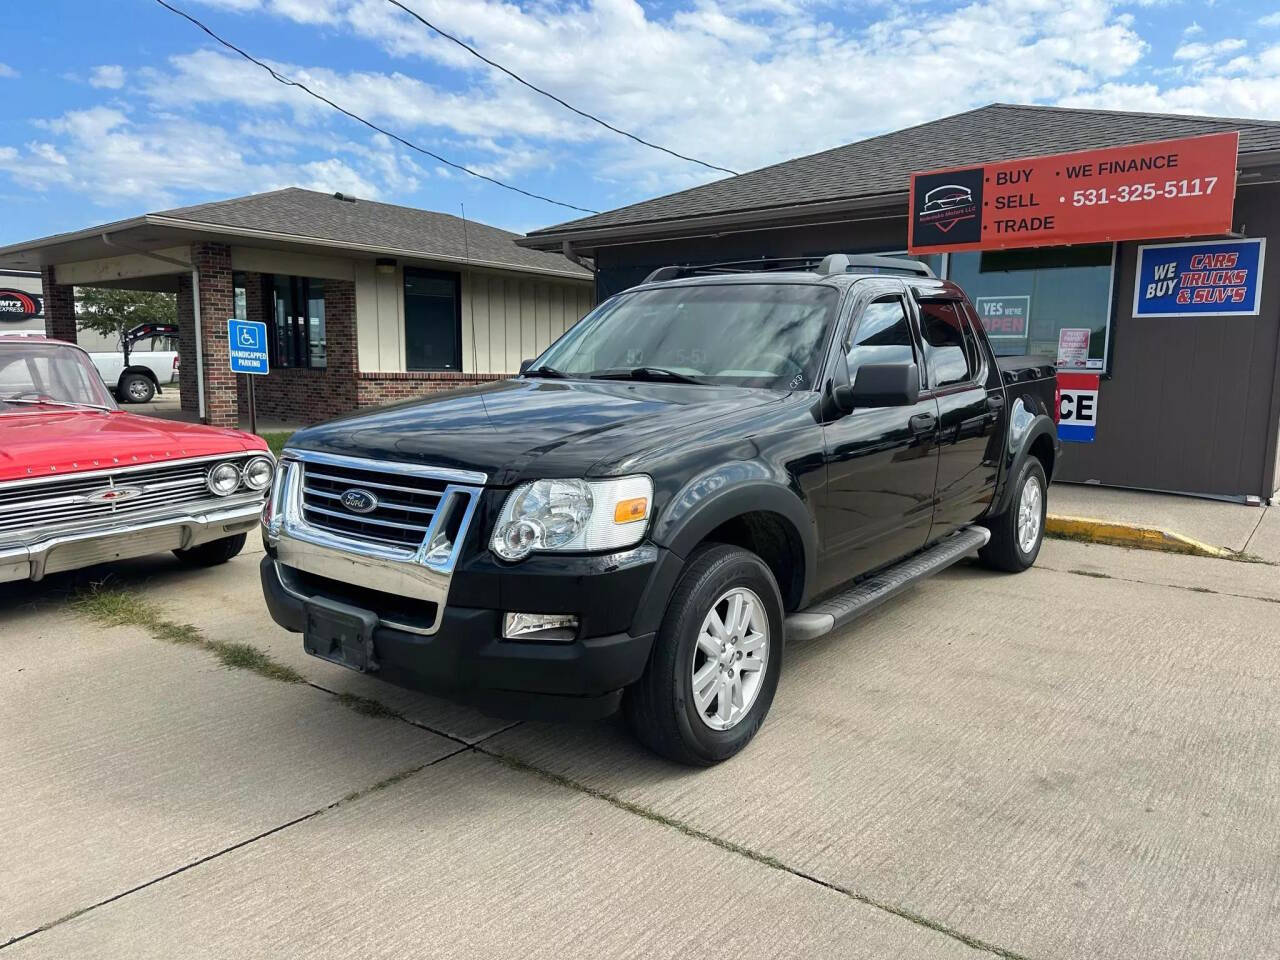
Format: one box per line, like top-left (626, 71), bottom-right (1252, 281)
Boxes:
top-left (948, 245), bottom-right (1114, 371)
top-left (404, 267), bottom-right (461, 371)
top-left (267, 275), bottom-right (326, 369)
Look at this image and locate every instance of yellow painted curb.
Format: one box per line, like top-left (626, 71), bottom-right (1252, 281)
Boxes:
top-left (1045, 514), bottom-right (1240, 560)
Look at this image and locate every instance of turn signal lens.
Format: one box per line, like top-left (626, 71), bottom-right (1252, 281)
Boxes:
top-left (614, 497), bottom-right (649, 524)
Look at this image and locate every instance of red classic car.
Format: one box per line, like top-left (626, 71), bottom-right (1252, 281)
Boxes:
top-left (0, 334), bottom-right (273, 584)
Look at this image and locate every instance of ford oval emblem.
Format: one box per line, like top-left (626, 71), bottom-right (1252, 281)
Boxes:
top-left (340, 488), bottom-right (379, 514)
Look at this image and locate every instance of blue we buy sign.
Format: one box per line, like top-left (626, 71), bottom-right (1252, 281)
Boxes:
top-left (1133, 238), bottom-right (1265, 317)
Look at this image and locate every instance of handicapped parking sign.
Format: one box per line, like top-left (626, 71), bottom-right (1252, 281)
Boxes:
top-left (227, 318), bottom-right (269, 375)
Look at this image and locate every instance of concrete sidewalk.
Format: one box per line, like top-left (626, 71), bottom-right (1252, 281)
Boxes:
top-left (1049, 482), bottom-right (1277, 562)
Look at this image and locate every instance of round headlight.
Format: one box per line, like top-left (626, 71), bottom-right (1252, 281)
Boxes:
top-left (207, 462), bottom-right (241, 497)
top-left (491, 479), bottom-right (593, 560)
top-left (242, 456), bottom-right (274, 491)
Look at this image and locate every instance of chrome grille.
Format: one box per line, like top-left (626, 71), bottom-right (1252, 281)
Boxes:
top-left (0, 458), bottom-right (252, 538)
top-left (300, 461), bottom-right (448, 549)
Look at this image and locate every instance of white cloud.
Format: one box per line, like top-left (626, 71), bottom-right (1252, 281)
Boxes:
top-left (1174, 38), bottom-right (1246, 61)
top-left (1260, 12), bottom-right (1280, 28)
top-left (0, 63), bottom-right (17, 79)
top-left (89, 65), bottom-right (125, 89)
top-left (1182, 22), bottom-right (1202, 37)
top-left (0, 105), bottom-right (382, 205)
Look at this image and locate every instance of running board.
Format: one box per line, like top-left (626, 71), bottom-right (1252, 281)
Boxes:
top-left (784, 526), bottom-right (990, 642)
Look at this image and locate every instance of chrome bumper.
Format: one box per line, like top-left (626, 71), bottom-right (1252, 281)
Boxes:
top-left (0, 498), bottom-right (264, 584)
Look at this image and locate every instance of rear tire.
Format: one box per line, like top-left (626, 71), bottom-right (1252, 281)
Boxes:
top-left (624, 544), bottom-right (784, 766)
top-left (173, 533), bottom-right (246, 568)
top-left (979, 458), bottom-right (1047, 572)
top-left (119, 372), bottom-right (155, 404)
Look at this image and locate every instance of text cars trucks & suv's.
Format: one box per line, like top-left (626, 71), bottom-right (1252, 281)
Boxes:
top-left (261, 254), bottom-right (1059, 765)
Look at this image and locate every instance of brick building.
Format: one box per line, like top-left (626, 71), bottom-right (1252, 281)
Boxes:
top-left (0, 188), bottom-right (593, 426)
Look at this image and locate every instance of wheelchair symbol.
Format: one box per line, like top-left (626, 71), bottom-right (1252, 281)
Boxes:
top-left (238, 327), bottom-right (258, 347)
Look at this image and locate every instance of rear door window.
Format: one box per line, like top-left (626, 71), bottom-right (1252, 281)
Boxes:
top-left (918, 298), bottom-right (976, 388)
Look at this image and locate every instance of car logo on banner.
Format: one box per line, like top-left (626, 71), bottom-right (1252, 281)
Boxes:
top-left (340, 488), bottom-right (380, 514)
top-left (911, 168), bottom-right (984, 246)
top-left (80, 486), bottom-right (145, 505)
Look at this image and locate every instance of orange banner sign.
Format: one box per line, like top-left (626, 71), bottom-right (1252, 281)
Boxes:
top-left (907, 132), bottom-right (1238, 254)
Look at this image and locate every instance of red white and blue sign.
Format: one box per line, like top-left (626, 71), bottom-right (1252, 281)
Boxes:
top-left (1056, 372), bottom-right (1099, 443)
top-left (1133, 238), bottom-right (1265, 318)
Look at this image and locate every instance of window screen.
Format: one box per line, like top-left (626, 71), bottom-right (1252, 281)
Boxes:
top-left (918, 299), bottom-right (974, 387)
top-left (847, 297), bottom-right (915, 382)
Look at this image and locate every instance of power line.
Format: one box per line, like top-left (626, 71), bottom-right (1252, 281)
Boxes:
top-left (152, 0), bottom-right (599, 214)
top-left (380, 0), bottom-right (740, 177)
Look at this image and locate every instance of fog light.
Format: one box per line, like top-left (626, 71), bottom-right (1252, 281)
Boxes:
top-left (503, 612), bottom-right (578, 642)
top-left (207, 462), bottom-right (241, 496)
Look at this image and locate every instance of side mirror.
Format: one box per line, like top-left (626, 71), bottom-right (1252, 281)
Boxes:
top-left (837, 362), bottom-right (920, 410)
top-left (519, 358), bottom-right (535, 375)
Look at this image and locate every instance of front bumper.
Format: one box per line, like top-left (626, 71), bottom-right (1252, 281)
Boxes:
top-left (261, 550), bottom-right (667, 721)
top-left (0, 499), bottom-right (264, 584)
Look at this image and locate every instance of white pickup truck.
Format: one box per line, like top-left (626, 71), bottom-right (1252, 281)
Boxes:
top-left (89, 322), bottom-right (179, 403)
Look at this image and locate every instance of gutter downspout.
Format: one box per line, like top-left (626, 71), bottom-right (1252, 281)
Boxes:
top-left (99, 232), bottom-right (204, 421)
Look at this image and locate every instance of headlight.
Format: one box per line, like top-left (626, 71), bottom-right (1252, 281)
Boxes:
top-left (491, 475), bottom-right (653, 561)
top-left (207, 461), bottom-right (242, 497)
top-left (242, 456), bottom-right (275, 491)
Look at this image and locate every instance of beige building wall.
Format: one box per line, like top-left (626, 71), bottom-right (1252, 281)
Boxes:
top-left (353, 261), bottom-right (592, 375)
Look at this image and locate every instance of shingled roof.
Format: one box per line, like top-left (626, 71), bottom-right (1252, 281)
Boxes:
top-left (522, 103), bottom-right (1280, 251)
top-left (156, 188), bottom-right (590, 277)
top-left (0, 187), bottom-right (591, 280)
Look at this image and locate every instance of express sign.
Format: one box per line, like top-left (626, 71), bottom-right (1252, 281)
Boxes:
top-left (908, 132), bottom-right (1238, 254)
top-left (0, 289), bottom-right (42, 322)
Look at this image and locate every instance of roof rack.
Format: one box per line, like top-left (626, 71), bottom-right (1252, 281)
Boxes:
top-left (815, 254), bottom-right (934, 277)
top-left (642, 253), bottom-right (933, 284)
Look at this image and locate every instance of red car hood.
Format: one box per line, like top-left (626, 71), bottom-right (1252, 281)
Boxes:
top-left (0, 409), bottom-right (267, 483)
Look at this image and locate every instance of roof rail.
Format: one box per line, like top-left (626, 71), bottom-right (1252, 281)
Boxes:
top-left (642, 257), bottom-right (820, 284)
top-left (816, 254), bottom-right (934, 277)
top-left (641, 253), bottom-right (934, 285)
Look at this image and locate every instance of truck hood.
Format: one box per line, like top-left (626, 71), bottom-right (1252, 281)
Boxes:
top-left (289, 378), bottom-right (784, 484)
top-left (0, 409), bottom-right (266, 483)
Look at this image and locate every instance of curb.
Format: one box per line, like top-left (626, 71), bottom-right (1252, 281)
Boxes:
top-left (1045, 514), bottom-right (1240, 560)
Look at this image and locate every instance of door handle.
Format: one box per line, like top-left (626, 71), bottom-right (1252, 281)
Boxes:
top-left (909, 412), bottom-right (937, 436)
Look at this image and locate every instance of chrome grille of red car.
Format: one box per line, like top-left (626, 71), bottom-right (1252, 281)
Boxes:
top-left (0, 457), bottom-right (257, 538)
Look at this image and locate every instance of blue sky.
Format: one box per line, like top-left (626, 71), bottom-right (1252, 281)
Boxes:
top-left (2, 0), bottom-right (1279, 245)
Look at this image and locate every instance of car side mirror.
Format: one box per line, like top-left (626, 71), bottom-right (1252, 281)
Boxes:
top-left (836, 362), bottom-right (920, 410)
top-left (519, 358), bottom-right (535, 374)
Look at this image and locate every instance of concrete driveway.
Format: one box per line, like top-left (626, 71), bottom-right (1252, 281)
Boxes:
top-left (3, 537), bottom-right (1279, 959)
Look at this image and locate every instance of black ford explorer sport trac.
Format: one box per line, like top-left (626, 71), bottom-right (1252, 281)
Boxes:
top-left (261, 254), bottom-right (1060, 766)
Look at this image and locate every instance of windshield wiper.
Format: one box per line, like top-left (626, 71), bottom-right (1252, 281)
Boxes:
top-left (592, 367), bottom-right (706, 385)
top-left (1, 397), bottom-right (110, 411)
top-left (523, 365), bottom-right (568, 379)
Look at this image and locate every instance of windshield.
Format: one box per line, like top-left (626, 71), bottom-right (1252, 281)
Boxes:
top-left (0, 341), bottom-right (115, 412)
top-left (533, 282), bottom-right (839, 390)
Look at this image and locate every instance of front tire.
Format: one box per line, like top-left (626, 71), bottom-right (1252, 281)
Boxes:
top-left (173, 533), bottom-right (246, 568)
top-left (624, 544), bottom-right (784, 766)
top-left (979, 457), bottom-right (1047, 572)
top-left (119, 372), bottom-right (155, 404)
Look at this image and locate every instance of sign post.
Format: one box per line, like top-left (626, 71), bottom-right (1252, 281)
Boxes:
top-left (227, 318), bottom-right (269, 435)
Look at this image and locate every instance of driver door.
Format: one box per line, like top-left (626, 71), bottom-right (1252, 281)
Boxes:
top-left (816, 282), bottom-right (940, 594)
